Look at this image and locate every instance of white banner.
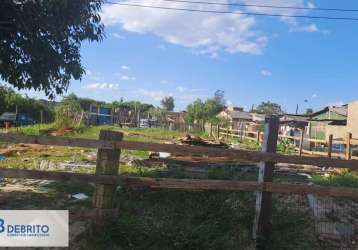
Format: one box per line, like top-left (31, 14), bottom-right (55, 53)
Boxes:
top-left (0, 210), bottom-right (69, 247)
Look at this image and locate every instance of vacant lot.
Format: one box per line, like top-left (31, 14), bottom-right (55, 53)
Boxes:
top-left (0, 125), bottom-right (357, 249)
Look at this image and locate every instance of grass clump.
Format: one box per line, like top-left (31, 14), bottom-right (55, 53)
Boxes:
top-left (84, 190), bottom-right (256, 250)
top-left (312, 172), bottom-right (358, 188)
top-left (277, 138), bottom-right (295, 155)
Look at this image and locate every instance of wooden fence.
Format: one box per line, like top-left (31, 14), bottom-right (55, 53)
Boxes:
top-left (1, 117), bottom-right (358, 249)
top-left (214, 125), bottom-right (358, 160)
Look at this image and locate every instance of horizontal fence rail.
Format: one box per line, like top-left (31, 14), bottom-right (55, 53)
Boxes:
top-left (0, 167), bottom-right (357, 198)
top-left (1, 133), bottom-right (358, 169)
top-left (1, 124), bottom-right (358, 249)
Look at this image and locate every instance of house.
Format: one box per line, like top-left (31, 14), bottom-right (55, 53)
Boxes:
top-left (308, 105), bottom-right (348, 141)
top-left (279, 114), bottom-right (309, 136)
top-left (217, 109), bottom-right (265, 131)
top-left (307, 102), bottom-right (358, 141)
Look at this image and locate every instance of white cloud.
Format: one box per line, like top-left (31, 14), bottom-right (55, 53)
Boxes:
top-left (261, 69), bottom-right (272, 76)
top-left (120, 75), bottom-right (136, 81)
top-left (121, 65), bottom-right (130, 70)
top-left (85, 69), bottom-right (93, 76)
top-left (101, 0), bottom-right (267, 56)
top-left (243, 1), bottom-right (329, 34)
top-left (176, 86), bottom-right (186, 93)
top-left (157, 44), bottom-right (167, 50)
top-left (312, 93), bottom-right (318, 98)
top-left (85, 71), bottom-right (104, 81)
top-left (135, 89), bottom-right (172, 101)
top-left (110, 32), bottom-right (125, 39)
top-left (83, 83), bottom-right (119, 90)
top-left (242, 0), bottom-right (313, 25)
top-left (226, 99), bottom-right (233, 106)
top-left (326, 100), bottom-right (345, 107)
top-left (134, 85), bottom-right (209, 103)
top-left (289, 24), bottom-right (329, 34)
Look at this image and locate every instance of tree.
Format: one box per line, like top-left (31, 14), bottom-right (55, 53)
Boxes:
top-left (161, 96), bottom-right (175, 111)
top-left (305, 108), bottom-right (314, 115)
top-left (0, 0), bottom-right (104, 99)
top-left (214, 89), bottom-right (225, 106)
top-left (185, 99), bottom-right (205, 124)
top-left (185, 91), bottom-right (225, 125)
top-left (0, 85), bottom-right (55, 121)
top-left (254, 101), bottom-right (283, 116)
top-left (54, 93), bottom-right (81, 128)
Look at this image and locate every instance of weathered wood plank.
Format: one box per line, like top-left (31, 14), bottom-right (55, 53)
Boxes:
top-left (346, 132), bottom-right (352, 160)
top-left (0, 168), bottom-right (357, 198)
top-left (327, 134), bottom-right (333, 158)
top-left (299, 128), bottom-right (305, 157)
top-left (0, 167), bottom-right (119, 184)
top-left (93, 130), bottom-right (123, 209)
top-left (1, 133), bottom-right (358, 169)
top-left (279, 134), bottom-right (326, 144)
top-left (253, 116), bottom-right (279, 247)
top-left (124, 177), bottom-right (262, 192)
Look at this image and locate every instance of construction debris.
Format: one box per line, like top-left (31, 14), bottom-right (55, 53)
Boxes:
top-left (86, 152), bottom-right (97, 162)
top-left (60, 162), bottom-right (95, 170)
top-left (178, 134), bottom-right (228, 148)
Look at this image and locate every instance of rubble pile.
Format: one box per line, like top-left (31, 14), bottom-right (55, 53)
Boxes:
top-left (178, 134), bottom-right (228, 148)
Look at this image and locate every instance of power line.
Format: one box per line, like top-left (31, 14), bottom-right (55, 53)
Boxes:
top-left (155, 0), bottom-right (358, 13)
top-left (105, 2), bottom-right (358, 21)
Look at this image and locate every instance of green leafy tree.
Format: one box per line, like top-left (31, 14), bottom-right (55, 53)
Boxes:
top-left (0, 0), bottom-right (104, 99)
top-left (111, 101), bottom-right (153, 113)
top-left (185, 91), bottom-right (225, 125)
top-left (254, 101), bottom-right (283, 115)
top-left (55, 94), bottom-right (81, 128)
top-left (0, 85), bottom-right (54, 121)
top-left (214, 89), bottom-right (225, 106)
top-left (161, 96), bottom-right (175, 111)
top-left (185, 99), bottom-right (205, 124)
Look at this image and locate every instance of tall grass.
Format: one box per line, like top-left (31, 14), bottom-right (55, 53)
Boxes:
top-left (312, 172), bottom-right (358, 188)
top-left (9, 123), bottom-right (56, 136)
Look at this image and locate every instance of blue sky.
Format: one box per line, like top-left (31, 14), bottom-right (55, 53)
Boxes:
top-left (21, 0), bottom-right (358, 113)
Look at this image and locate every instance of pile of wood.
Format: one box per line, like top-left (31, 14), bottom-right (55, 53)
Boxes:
top-left (178, 134), bottom-right (228, 148)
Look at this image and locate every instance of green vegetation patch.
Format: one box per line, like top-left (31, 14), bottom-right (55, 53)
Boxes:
top-left (312, 172), bottom-right (358, 188)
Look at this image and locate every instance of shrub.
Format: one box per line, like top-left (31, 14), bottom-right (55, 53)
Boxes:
top-left (54, 94), bottom-right (82, 128)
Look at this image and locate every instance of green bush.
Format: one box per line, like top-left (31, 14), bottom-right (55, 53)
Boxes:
top-left (277, 138), bottom-right (295, 154)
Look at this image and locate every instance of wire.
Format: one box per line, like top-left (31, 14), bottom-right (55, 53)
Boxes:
top-left (154, 0), bottom-right (358, 13)
top-left (105, 2), bottom-right (358, 21)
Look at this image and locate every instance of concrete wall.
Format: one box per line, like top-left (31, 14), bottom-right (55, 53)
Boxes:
top-left (325, 125), bottom-right (347, 141)
top-left (347, 101), bottom-right (358, 138)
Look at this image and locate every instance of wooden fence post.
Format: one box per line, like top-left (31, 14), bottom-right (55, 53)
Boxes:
top-left (327, 134), bottom-right (333, 158)
top-left (299, 127), bottom-right (305, 156)
top-left (346, 132), bottom-right (352, 160)
top-left (257, 132), bottom-right (261, 144)
top-left (93, 130), bottom-right (123, 220)
top-left (253, 116), bottom-right (279, 249)
top-left (210, 123), bottom-right (213, 138)
top-left (243, 124), bottom-right (247, 141)
top-left (217, 124), bottom-right (220, 139)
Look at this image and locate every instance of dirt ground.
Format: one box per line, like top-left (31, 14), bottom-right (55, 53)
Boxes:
top-left (0, 130), bottom-right (357, 249)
